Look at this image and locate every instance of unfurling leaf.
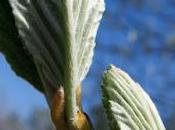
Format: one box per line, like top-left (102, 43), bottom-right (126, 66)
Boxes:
top-left (0, 1), bottom-right (43, 92)
top-left (9, 0), bottom-right (105, 120)
top-left (102, 65), bottom-right (166, 130)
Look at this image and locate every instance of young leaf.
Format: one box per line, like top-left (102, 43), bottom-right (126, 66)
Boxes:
top-left (0, 1), bottom-right (43, 93)
top-left (9, 0), bottom-right (105, 120)
top-left (102, 65), bottom-right (166, 130)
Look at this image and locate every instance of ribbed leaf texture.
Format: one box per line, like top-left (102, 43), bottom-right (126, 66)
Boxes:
top-left (9, 0), bottom-right (105, 120)
top-left (102, 65), bottom-right (166, 130)
top-left (0, 1), bottom-right (43, 92)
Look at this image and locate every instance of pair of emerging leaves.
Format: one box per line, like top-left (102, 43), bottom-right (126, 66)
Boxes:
top-left (0, 0), bottom-right (165, 129)
top-left (1, 0), bottom-right (105, 120)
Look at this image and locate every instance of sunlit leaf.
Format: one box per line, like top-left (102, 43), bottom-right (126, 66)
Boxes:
top-left (9, 0), bottom-right (105, 120)
top-left (102, 65), bottom-right (166, 130)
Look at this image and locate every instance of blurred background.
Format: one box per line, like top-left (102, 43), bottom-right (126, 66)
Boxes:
top-left (1, 0), bottom-right (175, 129)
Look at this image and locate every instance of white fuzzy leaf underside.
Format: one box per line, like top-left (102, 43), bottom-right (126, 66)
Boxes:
top-left (102, 65), bottom-right (166, 130)
top-left (9, 0), bottom-right (105, 119)
top-left (9, 0), bottom-right (105, 89)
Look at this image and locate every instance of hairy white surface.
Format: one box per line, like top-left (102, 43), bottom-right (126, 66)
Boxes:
top-left (9, 0), bottom-right (105, 120)
top-left (102, 65), bottom-right (166, 130)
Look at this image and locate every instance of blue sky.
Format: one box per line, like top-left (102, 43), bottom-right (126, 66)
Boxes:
top-left (0, 54), bottom-right (48, 118)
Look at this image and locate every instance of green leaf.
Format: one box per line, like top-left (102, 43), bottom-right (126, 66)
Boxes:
top-left (101, 65), bottom-right (166, 130)
top-left (9, 0), bottom-right (105, 120)
top-left (0, 1), bottom-right (43, 93)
